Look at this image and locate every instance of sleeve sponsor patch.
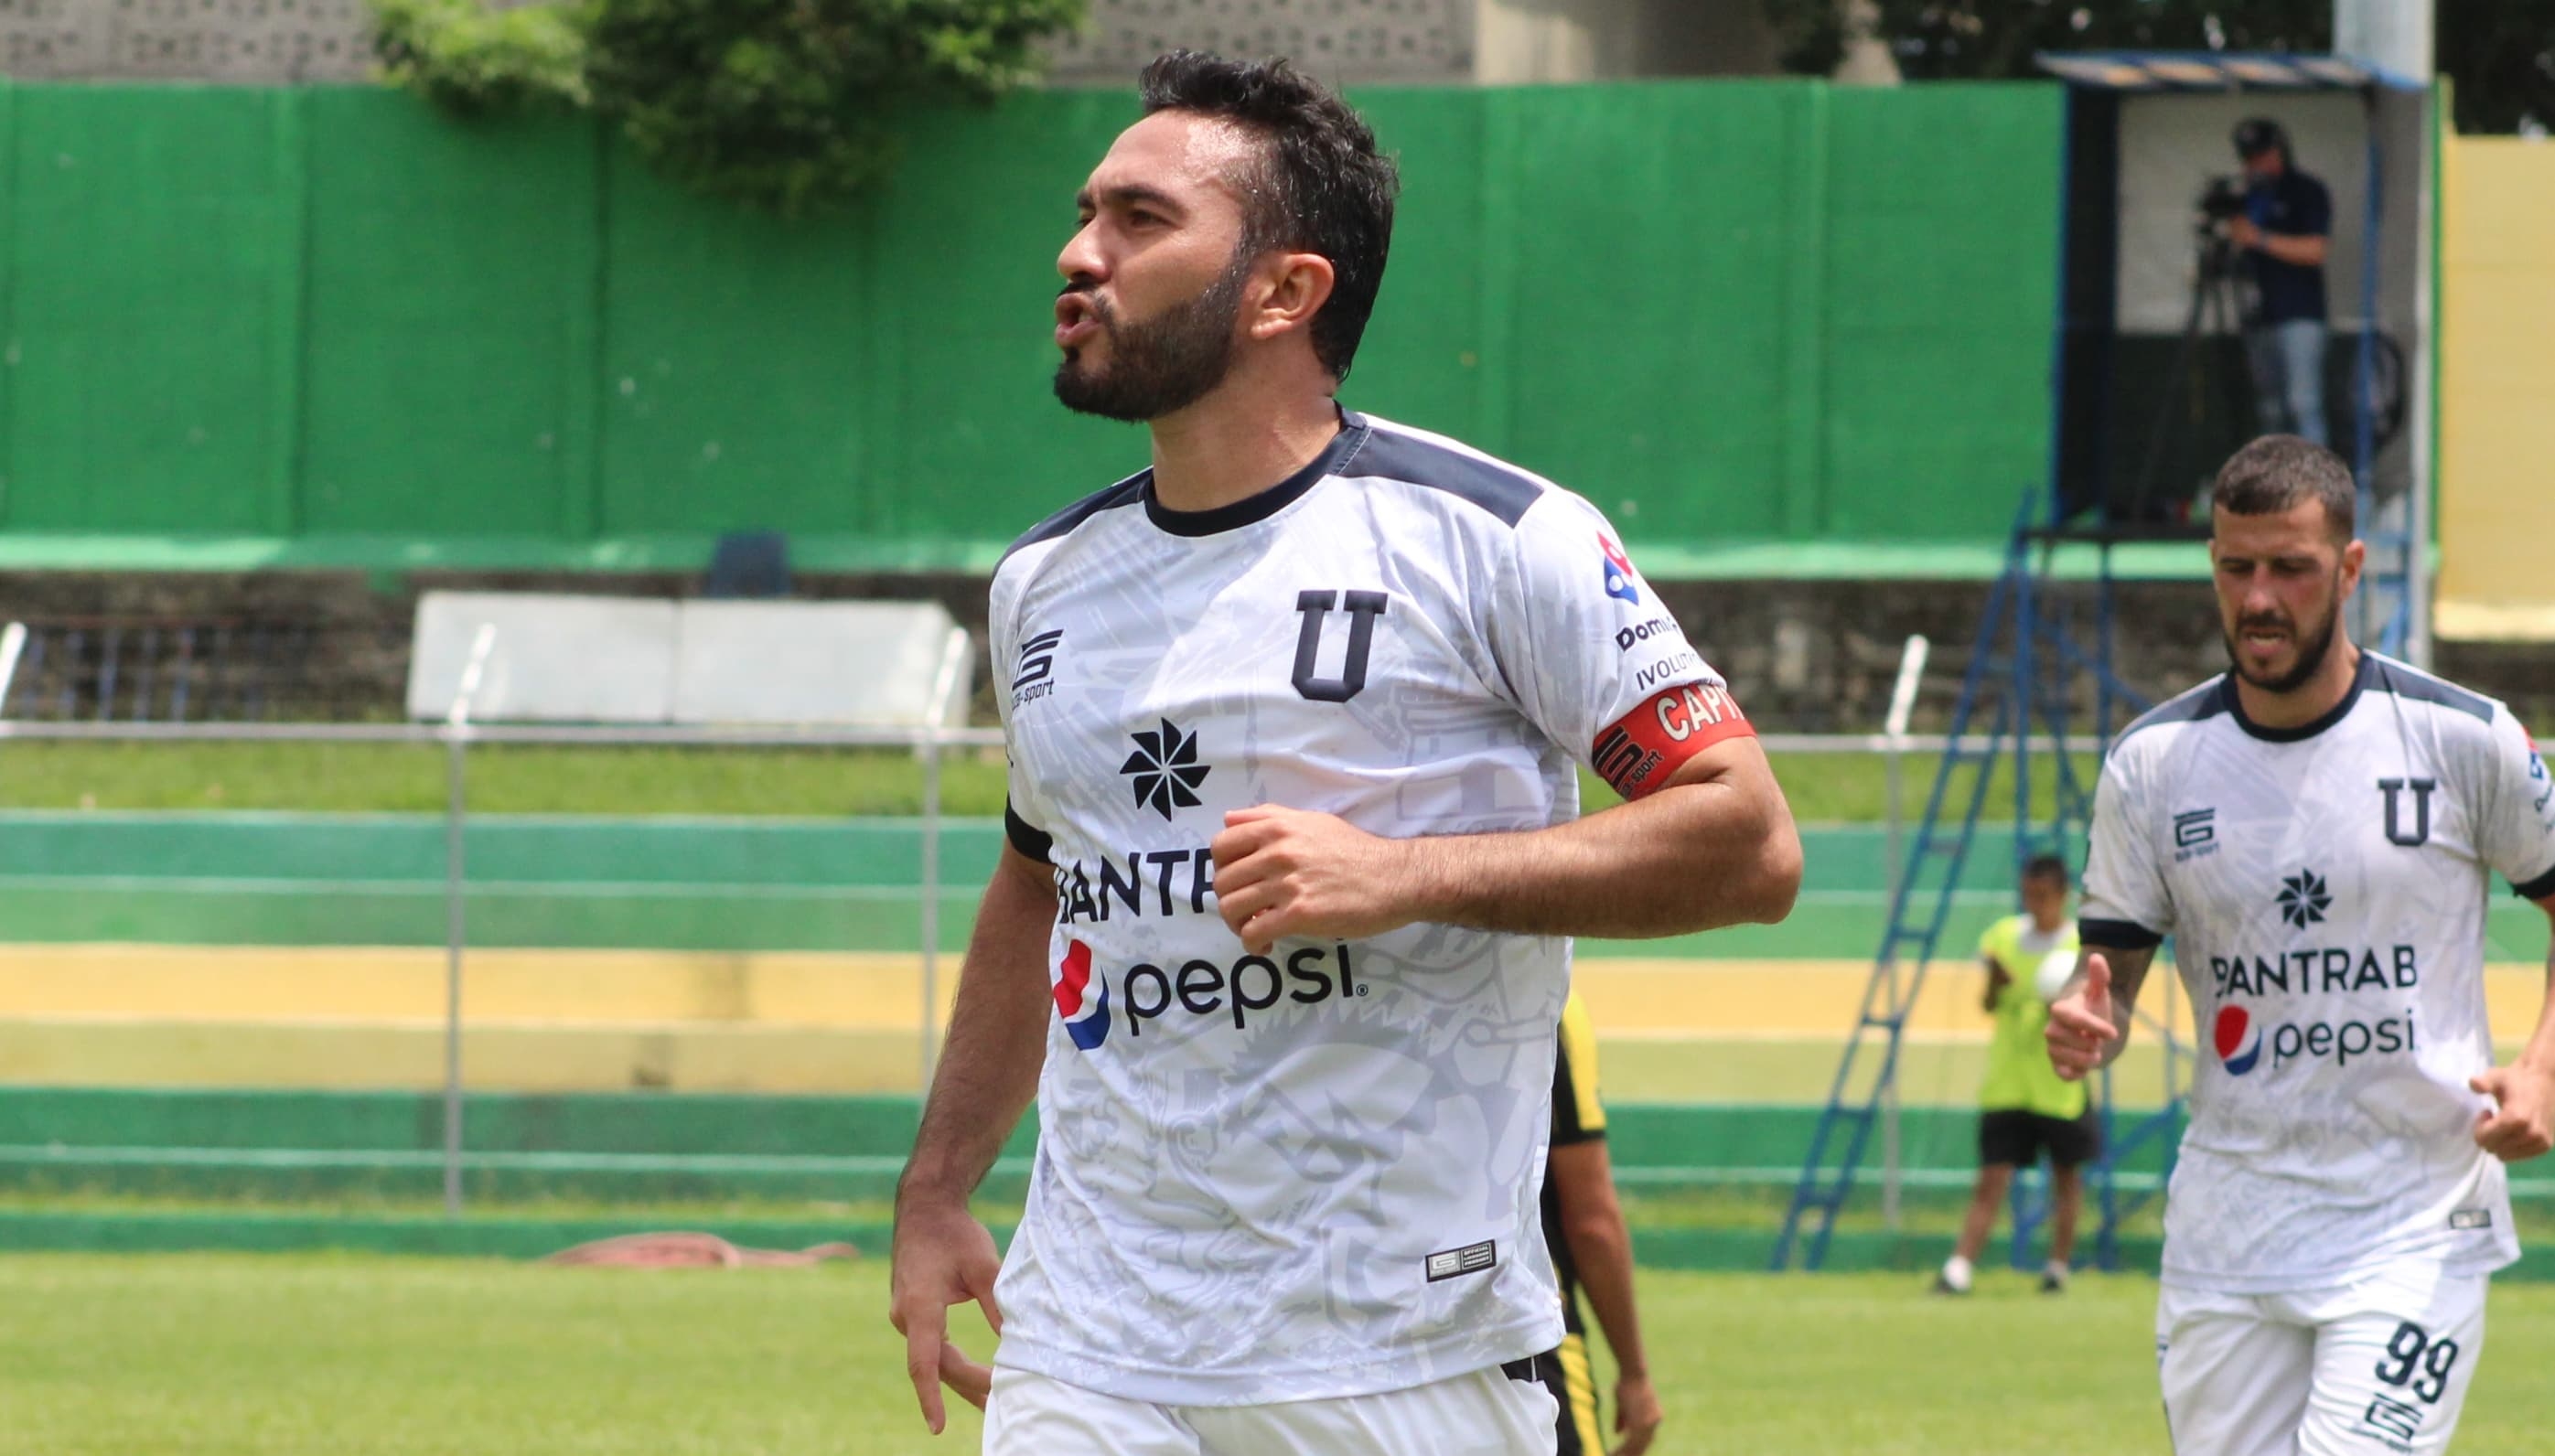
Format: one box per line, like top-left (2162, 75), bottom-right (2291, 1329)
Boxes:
top-left (1590, 680), bottom-right (1753, 799)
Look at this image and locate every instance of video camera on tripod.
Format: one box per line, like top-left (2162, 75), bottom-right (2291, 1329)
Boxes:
top-left (2195, 176), bottom-right (2249, 230)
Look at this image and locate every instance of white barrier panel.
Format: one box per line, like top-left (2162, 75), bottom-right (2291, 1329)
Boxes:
top-left (674, 602), bottom-right (967, 727)
top-left (405, 594), bottom-right (677, 723)
top-left (407, 593), bottom-right (968, 726)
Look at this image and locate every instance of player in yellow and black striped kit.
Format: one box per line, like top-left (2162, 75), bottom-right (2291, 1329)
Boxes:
top-left (1532, 993), bottom-right (1662, 1455)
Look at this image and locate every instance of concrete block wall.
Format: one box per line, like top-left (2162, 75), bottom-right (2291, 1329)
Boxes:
top-left (0, 0), bottom-right (1777, 87)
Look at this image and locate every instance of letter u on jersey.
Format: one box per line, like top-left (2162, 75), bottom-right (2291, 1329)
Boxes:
top-left (2378, 777), bottom-right (2436, 848)
top-left (1293, 590), bottom-right (1390, 703)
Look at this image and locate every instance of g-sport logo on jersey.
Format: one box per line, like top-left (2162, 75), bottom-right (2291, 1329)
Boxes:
top-left (1051, 940), bottom-right (1367, 1050)
top-left (1054, 938), bottom-right (1111, 1051)
top-left (1599, 535), bottom-right (1639, 605)
top-left (1121, 718), bottom-right (1209, 821)
top-left (2277, 868), bottom-right (2331, 928)
top-left (1013, 629), bottom-right (1062, 710)
top-left (2173, 808), bottom-right (2218, 863)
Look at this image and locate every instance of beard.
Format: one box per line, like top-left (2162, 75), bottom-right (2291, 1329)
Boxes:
top-left (1053, 253), bottom-right (1251, 423)
top-left (2221, 582), bottom-right (2342, 694)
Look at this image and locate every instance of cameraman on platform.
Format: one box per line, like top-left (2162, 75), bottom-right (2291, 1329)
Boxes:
top-left (2226, 117), bottom-right (2332, 446)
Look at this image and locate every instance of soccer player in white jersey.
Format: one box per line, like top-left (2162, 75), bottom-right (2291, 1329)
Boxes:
top-left (2047, 435), bottom-right (2555, 1455)
top-left (887, 50), bottom-right (1802, 1454)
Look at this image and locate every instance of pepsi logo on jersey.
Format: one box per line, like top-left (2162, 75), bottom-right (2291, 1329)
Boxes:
top-left (1055, 938), bottom-right (1112, 1051)
top-left (1051, 937), bottom-right (1367, 1049)
top-left (2212, 1002), bottom-right (2415, 1076)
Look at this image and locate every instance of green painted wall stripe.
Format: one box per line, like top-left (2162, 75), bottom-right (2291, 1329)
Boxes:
top-left (4, 813), bottom-right (2548, 958)
top-left (0, 78), bottom-right (16, 519)
top-left (0, 81), bottom-right (2062, 564)
top-left (0, 1087), bottom-right (2143, 1165)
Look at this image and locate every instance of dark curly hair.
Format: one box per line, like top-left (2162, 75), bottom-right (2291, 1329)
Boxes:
top-left (2213, 434), bottom-right (2356, 543)
top-left (1137, 50), bottom-right (1400, 382)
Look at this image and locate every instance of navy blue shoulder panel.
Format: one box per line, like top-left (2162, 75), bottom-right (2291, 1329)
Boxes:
top-left (2367, 656), bottom-right (2494, 724)
top-left (1001, 474), bottom-right (1148, 566)
top-left (1346, 422), bottom-right (1544, 529)
top-left (2114, 678), bottom-right (2229, 744)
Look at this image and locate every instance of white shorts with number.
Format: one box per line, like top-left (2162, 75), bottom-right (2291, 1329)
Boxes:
top-left (982, 1361), bottom-right (1560, 1456)
top-left (2157, 1262), bottom-right (2490, 1455)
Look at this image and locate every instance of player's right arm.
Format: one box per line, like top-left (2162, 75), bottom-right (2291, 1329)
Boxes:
top-left (2466, 710), bottom-right (2555, 1161)
top-left (887, 843), bottom-right (1054, 1434)
top-left (2049, 748), bottom-right (2172, 1080)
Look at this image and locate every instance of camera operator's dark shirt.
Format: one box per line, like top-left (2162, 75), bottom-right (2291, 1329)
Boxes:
top-left (2245, 170), bottom-right (2331, 325)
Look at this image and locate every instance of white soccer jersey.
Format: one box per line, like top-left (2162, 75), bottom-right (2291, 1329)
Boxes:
top-left (2080, 653), bottom-right (2555, 1293)
top-left (985, 410), bottom-right (1750, 1406)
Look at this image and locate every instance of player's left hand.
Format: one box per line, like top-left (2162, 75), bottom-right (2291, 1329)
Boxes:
top-left (1611, 1371), bottom-right (1664, 1455)
top-left (2470, 1065), bottom-right (2555, 1162)
top-left (1209, 805), bottom-right (1422, 954)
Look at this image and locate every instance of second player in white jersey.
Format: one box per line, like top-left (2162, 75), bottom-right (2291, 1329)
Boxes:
top-left (2051, 435), bottom-right (2555, 1456)
top-left (2082, 651), bottom-right (2554, 1290)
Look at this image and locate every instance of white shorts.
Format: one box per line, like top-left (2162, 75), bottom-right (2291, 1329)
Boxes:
top-left (2157, 1262), bottom-right (2490, 1456)
top-left (982, 1362), bottom-right (1561, 1456)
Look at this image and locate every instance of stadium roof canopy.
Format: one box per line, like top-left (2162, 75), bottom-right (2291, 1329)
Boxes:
top-left (2033, 50), bottom-right (2424, 93)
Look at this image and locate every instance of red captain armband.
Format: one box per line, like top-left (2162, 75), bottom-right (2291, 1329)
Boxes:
top-left (1591, 681), bottom-right (1754, 799)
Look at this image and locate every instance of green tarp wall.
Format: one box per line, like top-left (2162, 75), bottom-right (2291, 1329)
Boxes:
top-left (0, 80), bottom-right (2062, 571)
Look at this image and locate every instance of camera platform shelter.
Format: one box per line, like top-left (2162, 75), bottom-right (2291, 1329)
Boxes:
top-left (1775, 52), bottom-right (2441, 1276)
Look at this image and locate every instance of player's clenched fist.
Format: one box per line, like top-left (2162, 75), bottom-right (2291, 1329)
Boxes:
top-left (1210, 805), bottom-right (1425, 955)
top-left (2470, 1065), bottom-right (2555, 1162)
top-left (2044, 953), bottom-right (2118, 1083)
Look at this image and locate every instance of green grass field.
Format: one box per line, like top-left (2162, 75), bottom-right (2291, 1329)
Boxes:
top-left (5, 1255), bottom-right (2553, 1454)
top-left (0, 741), bottom-right (2102, 822)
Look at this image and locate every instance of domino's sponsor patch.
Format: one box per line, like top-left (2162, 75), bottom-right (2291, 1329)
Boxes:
top-left (1425, 1240), bottom-right (1498, 1282)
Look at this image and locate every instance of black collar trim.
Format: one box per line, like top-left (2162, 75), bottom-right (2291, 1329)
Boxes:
top-left (2226, 650), bottom-right (2368, 744)
top-left (1142, 413), bottom-right (1369, 538)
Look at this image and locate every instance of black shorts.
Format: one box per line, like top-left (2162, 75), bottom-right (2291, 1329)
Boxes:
top-left (1517, 1336), bottom-right (1604, 1456)
top-left (1978, 1108), bottom-right (2100, 1169)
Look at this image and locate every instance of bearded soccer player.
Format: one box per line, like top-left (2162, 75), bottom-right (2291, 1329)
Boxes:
top-left (888, 50), bottom-right (1801, 1453)
top-left (2048, 435), bottom-right (2555, 1455)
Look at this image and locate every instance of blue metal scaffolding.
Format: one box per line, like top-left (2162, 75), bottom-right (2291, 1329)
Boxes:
top-left (1771, 500), bottom-right (2186, 1273)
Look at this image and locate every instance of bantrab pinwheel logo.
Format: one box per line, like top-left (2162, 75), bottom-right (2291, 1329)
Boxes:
top-left (2277, 869), bottom-right (2332, 929)
top-left (1120, 718), bottom-right (1209, 821)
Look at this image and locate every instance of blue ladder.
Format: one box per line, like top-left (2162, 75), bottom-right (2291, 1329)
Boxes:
top-left (1771, 526), bottom-right (2031, 1272)
top-left (1773, 513), bottom-right (2165, 1273)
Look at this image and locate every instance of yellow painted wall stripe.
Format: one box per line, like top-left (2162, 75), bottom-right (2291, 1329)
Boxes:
top-left (1, 946), bottom-right (2546, 1038)
top-left (2439, 133), bottom-right (2555, 640)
